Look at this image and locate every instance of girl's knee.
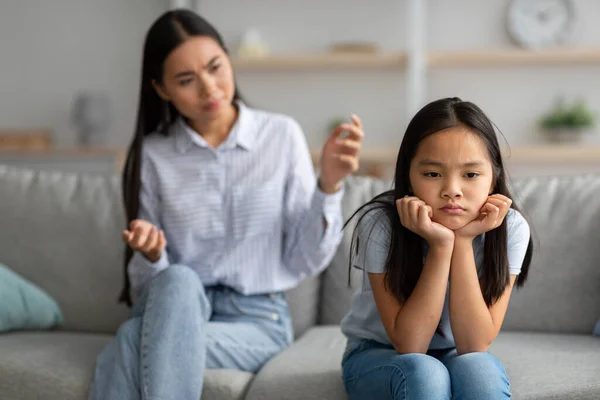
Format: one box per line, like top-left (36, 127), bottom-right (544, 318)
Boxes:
top-left (389, 353), bottom-right (451, 398)
top-left (448, 352), bottom-right (505, 375)
top-left (448, 352), bottom-right (510, 399)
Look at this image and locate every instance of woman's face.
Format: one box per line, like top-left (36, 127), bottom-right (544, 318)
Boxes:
top-left (408, 127), bottom-right (496, 230)
top-left (153, 36), bottom-right (236, 123)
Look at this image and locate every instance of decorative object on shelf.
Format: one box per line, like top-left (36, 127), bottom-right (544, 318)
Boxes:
top-left (237, 28), bottom-right (270, 58)
top-left (506, 0), bottom-right (575, 49)
top-left (328, 117), bottom-right (347, 132)
top-left (329, 42), bottom-right (379, 54)
top-left (0, 130), bottom-right (52, 150)
top-left (71, 92), bottom-right (112, 147)
top-left (327, 116), bottom-right (353, 142)
top-left (539, 97), bottom-right (595, 143)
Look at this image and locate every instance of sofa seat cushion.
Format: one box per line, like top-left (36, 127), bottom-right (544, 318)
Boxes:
top-left (245, 325), bottom-right (347, 400)
top-left (490, 331), bottom-right (600, 399)
top-left (246, 326), bottom-right (600, 400)
top-left (0, 332), bottom-right (254, 400)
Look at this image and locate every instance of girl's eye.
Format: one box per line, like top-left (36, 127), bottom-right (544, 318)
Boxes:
top-left (210, 64), bottom-right (221, 72)
top-left (424, 172), bottom-right (440, 178)
top-left (465, 172), bottom-right (479, 178)
top-left (178, 79), bottom-right (193, 86)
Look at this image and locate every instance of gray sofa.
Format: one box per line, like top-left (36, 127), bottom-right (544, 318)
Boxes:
top-left (0, 165), bottom-right (599, 400)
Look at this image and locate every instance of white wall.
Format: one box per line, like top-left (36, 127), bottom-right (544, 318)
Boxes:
top-left (0, 0), bottom-right (599, 150)
top-left (0, 0), bottom-right (166, 147)
top-left (200, 0), bottom-right (600, 149)
top-left (426, 0), bottom-right (600, 147)
top-left (200, 0), bottom-right (409, 150)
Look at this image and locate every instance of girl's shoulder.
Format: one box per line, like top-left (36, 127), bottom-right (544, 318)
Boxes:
top-left (504, 208), bottom-right (531, 254)
top-left (506, 208), bottom-right (530, 238)
top-left (354, 193), bottom-right (396, 246)
top-left (351, 195), bottom-right (396, 273)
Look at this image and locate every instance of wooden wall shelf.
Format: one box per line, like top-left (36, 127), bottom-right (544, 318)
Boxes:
top-left (232, 52), bottom-right (407, 70)
top-left (312, 145), bottom-right (600, 165)
top-left (231, 49), bottom-right (600, 70)
top-left (428, 48), bottom-right (600, 68)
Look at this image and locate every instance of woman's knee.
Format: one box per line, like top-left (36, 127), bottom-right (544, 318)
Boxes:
top-left (115, 318), bottom-right (142, 355)
top-left (447, 352), bottom-right (510, 399)
top-left (149, 265), bottom-right (209, 316)
top-left (151, 264), bottom-right (203, 297)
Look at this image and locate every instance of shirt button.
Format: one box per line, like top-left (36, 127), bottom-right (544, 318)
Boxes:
top-left (271, 313), bottom-right (280, 321)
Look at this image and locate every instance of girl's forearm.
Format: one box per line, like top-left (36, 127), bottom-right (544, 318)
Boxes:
top-left (391, 244), bottom-right (453, 354)
top-left (449, 237), bottom-right (496, 354)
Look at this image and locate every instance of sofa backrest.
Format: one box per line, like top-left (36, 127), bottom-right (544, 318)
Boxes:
top-left (0, 165), bottom-right (319, 337)
top-left (320, 174), bottom-right (600, 335)
top-left (0, 166), bottom-right (129, 333)
top-left (3, 166), bottom-right (599, 336)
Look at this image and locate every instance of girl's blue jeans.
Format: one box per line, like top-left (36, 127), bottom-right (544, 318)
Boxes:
top-left (342, 338), bottom-right (511, 400)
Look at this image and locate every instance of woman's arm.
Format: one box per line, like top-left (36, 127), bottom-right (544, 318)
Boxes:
top-left (280, 118), bottom-right (345, 279)
top-left (370, 243), bottom-right (453, 354)
top-left (127, 149), bottom-right (170, 293)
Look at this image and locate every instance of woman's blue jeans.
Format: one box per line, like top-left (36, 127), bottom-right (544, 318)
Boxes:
top-left (88, 264), bottom-right (293, 400)
top-left (342, 338), bottom-right (511, 400)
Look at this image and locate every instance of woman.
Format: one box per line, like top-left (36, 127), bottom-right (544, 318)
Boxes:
top-left (89, 9), bottom-right (363, 400)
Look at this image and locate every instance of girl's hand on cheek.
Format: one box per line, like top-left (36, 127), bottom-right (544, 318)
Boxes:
top-left (396, 196), bottom-right (455, 248)
top-left (455, 194), bottom-right (512, 239)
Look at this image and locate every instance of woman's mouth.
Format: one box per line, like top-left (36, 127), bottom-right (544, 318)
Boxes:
top-left (202, 99), bottom-right (222, 111)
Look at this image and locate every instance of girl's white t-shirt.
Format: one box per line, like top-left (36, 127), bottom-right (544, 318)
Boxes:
top-left (340, 205), bottom-right (531, 349)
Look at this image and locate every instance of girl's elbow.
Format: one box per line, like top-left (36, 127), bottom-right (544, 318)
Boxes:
top-left (455, 340), bottom-right (492, 355)
top-left (391, 338), bottom-right (428, 355)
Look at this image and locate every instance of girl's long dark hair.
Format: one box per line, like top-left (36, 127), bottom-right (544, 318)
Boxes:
top-left (119, 9), bottom-right (242, 306)
top-left (348, 97), bottom-right (533, 313)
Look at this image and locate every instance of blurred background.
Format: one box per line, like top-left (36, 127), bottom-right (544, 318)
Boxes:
top-left (1, 0), bottom-right (599, 179)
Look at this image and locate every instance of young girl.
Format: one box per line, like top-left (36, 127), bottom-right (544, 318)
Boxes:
top-left (340, 97), bottom-right (533, 400)
top-left (88, 9), bottom-right (363, 400)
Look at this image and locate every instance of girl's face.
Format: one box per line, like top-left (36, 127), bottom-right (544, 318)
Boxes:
top-left (408, 127), bottom-right (496, 231)
top-left (153, 36), bottom-right (236, 123)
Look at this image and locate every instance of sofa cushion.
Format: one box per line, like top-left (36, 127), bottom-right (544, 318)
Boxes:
top-left (0, 332), bottom-right (254, 400)
top-left (504, 174), bottom-right (600, 333)
top-left (0, 263), bottom-right (63, 332)
top-left (0, 166), bottom-right (130, 333)
top-left (489, 331), bottom-right (600, 399)
top-left (321, 174), bottom-right (600, 335)
top-left (246, 326), bottom-right (600, 400)
top-left (245, 326), bottom-right (347, 400)
top-left (0, 165), bottom-right (320, 338)
top-left (285, 274), bottom-right (320, 339)
top-left (319, 176), bottom-right (391, 326)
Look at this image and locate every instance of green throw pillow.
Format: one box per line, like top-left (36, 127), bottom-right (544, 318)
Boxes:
top-left (0, 263), bottom-right (64, 332)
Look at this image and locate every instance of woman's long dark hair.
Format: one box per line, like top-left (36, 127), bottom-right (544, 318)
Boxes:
top-left (119, 9), bottom-right (242, 306)
top-left (348, 97), bottom-right (533, 312)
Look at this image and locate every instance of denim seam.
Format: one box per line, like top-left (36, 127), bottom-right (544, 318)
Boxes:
top-left (211, 339), bottom-right (280, 354)
top-left (214, 342), bottom-right (282, 354)
top-left (140, 276), bottom-right (158, 400)
top-left (227, 293), bottom-right (292, 345)
top-left (344, 363), bottom-right (407, 399)
top-left (228, 293), bottom-right (276, 320)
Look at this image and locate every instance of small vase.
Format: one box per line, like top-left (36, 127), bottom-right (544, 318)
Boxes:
top-left (545, 128), bottom-right (587, 144)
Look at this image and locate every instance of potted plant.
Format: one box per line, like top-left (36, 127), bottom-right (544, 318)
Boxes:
top-left (539, 97), bottom-right (596, 143)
